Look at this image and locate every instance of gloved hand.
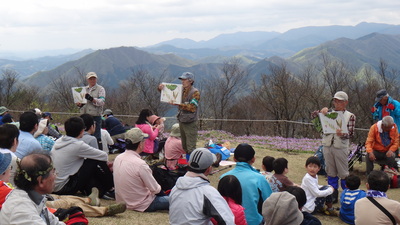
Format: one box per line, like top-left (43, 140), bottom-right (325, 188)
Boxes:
top-left (85, 93), bottom-right (94, 102)
top-left (371, 107), bottom-right (376, 113)
top-left (387, 103), bottom-right (395, 110)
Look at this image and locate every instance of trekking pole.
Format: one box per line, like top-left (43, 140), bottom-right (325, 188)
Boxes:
top-left (209, 165), bottom-right (232, 175)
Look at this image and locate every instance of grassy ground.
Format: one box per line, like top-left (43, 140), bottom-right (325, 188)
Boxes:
top-left (88, 139), bottom-right (400, 225)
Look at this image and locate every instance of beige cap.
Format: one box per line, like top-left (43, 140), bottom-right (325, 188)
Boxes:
top-left (86, 72), bottom-right (97, 79)
top-left (333, 91), bottom-right (348, 101)
top-left (125, 128), bottom-right (149, 144)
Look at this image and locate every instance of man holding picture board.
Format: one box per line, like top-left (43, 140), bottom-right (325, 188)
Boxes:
top-left (75, 72), bottom-right (106, 149)
top-left (315, 91), bottom-right (356, 203)
top-left (158, 72), bottom-right (200, 159)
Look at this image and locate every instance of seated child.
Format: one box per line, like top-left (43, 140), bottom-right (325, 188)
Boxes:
top-left (269, 158), bottom-right (298, 192)
top-left (339, 175), bottom-right (366, 225)
top-left (286, 186), bottom-right (322, 225)
top-left (261, 156), bottom-right (275, 182)
top-left (213, 175), bottom-right (247, 225)
top-left (301, 156), bottom-right (337, 216)
top-left (148, 115), bottom-right (166, 154)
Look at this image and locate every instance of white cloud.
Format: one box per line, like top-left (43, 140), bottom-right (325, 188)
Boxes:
top-left (0, 0), bottom-right (399, 51)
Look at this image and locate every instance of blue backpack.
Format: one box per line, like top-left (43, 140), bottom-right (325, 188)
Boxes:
top-left (314, 145), bottom-right (326, 175)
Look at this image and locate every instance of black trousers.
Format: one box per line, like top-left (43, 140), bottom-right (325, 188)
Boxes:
top-left (53, 159), bottom-right (113, 197)
top-left (366, 150), bottom-right (396, 174)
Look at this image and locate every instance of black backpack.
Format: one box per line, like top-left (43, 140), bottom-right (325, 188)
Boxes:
top-left (151, 163), bottom-right (187, 192)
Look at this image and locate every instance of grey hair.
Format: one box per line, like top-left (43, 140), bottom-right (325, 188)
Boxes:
top-left (382, 116), bottom-right (394, 127)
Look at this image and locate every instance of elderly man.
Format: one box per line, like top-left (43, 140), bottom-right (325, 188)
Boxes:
top-left (318, 91), bottom-right (356, 203)
top-left (77, 72), bottom-right (105, 148)
top-left (366, 116), bottom-right (399, 174)
top-left (0, 153), bottom-right (66, 224)
top-left (355, 170), bottom-right (400, 224)
top-left (372, 89), bottom-right (400, 133)
top-left (113, 128), bottom-right (169, 212)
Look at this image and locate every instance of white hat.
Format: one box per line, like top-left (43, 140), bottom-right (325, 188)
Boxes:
top-left (34, 119), bottom-right (48, 138)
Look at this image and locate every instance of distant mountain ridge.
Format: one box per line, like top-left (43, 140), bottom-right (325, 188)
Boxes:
top-left (22, 32), bottom-right (400, 92)
top-left (23, 47), bottom-right (215, 89)
top-left (143, 22), bottom-right (400, 60)
top-left (0, 22), bottom-right (398, 92)
top-left (0, 49), bottom-right (95, 78)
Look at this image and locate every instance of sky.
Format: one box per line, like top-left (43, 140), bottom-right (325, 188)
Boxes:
top-left (1, 0), bottom-right (400, 52)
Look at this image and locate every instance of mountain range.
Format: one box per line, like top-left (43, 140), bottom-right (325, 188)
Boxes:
top-left (1, 22), bottom-right (400, 90)
top-left (143, 22), bottom-right (400, 60)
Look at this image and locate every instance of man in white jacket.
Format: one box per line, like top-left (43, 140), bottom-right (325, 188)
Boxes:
top-left (169, 148), bottom-right (234, 225)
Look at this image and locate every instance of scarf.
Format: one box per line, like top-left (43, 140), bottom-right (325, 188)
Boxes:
top-left (367, 190), bottom-right (387, 198)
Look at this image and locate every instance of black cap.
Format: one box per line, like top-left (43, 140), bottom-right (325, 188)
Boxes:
top-left (234, 143), bottom-right (255, 162)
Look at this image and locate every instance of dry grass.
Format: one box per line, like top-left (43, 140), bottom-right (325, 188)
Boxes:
top-left (88, 141), bottom-right (400, 225)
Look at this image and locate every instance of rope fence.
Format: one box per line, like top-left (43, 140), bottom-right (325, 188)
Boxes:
top-left (9, 110), bottom-right (371, 146)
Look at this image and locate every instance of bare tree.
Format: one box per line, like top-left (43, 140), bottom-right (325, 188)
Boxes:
top-left (349, 65), bottom-right (379, 126)
top-left (321, 53), bottom-right (351, 96)
top-left (253, 63), bottom-right (311, 137)
top-left (202, 58), bottom-right (249, 129)
top-left (12, 85), bottom-right (41, 110)
top-left (0, 69), bottom-right (19, 106)
top-left (377, 58), bottom-right (399, 96)
top-left (48, 75), bottom-right (80, 112)
top-left (110, 67), bottom-right (171, 117)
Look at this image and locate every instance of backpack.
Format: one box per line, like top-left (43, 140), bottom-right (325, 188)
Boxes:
top-left (314, 145), bottom-right (326, 175)
top-left (383, 166), bottom-right (399, 188)
top-left (151, 163), bottom-right (187, 192)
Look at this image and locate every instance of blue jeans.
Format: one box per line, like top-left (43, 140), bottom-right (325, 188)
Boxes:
top-left (145, 195), bottom-right (169, 212)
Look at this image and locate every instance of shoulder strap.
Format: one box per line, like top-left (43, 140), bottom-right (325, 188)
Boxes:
top-left (367, 197), bottom-right (396, 225)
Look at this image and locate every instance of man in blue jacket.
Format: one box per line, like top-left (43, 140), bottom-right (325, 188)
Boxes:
top-left (221, 143), bottom-right (272, 225)
top-left (372, 89), bottom-right (400, 133)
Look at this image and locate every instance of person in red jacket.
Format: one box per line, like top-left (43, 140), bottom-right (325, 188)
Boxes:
top-left (214, 175), bottom-right (247, 225)
top-left (365, 115), bottom-right (399, 174)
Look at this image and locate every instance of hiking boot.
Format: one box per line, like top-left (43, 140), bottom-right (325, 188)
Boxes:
top-left (324, 208), bottom-right (339, 217)
top-left (88, 187), bottom-right (100, 206)
top-left (212, 153), bottom-right (222, 168)
top-left (102, 190), bottom-right (116, 200)
top-left (105, 202), bottom-right (127, 216)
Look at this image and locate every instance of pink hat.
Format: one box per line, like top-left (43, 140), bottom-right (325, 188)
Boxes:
top-left (148, 115), bottom-right (163, 125)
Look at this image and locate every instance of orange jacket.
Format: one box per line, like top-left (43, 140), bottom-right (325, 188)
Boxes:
top-left (366, 123), bottom-right (399, 153)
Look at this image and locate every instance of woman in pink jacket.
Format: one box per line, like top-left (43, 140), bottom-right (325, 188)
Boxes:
top-left (213, 175), bottom-right (247, 225)
top-left (135, 109), bottom-right (158, 155)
